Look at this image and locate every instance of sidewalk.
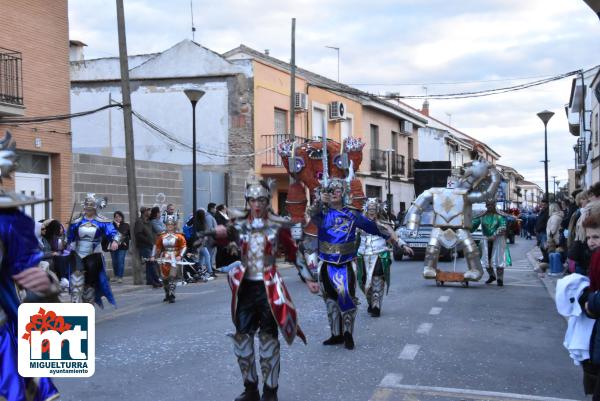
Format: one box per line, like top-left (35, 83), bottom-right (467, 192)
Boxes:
top-left (526, 245), bottom-right (560, 303)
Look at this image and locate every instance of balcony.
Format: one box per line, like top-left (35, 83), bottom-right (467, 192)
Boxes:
top-left (370, 149), bottom-right (386, 173)
top-left (260, 133), bottom-right (309, 172)
top-left (0, 48), bottom-right (24, 117)
top-left (391, 153), bottom-right (405, 176)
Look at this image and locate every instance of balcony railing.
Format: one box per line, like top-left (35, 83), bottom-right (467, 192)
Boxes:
top-left (370, 149), bottom-right (386, 172)
top-left (261, 133), bottom-right (309, 167)
top-left (407, 158), bottom-right (414, 177)
top-left (391, 153), bottom-right (405, 176)
top-left (0, 48), bottom-right (23, 106)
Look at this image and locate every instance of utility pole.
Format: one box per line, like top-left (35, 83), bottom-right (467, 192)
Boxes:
top-left (289, 18), bottom-right (296, 142)
top-left (116, 0), bottom-right (142, 284)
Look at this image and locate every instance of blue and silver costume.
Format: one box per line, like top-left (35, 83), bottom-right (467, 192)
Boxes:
top-left (0, 131), bottom-right (60, 401)
top-left (311, 197), bottom-right (389, 345)
top-left (67, 194), bottom-right (119, 305)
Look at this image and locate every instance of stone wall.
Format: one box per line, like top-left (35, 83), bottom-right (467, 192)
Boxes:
top-left (72, 153), bottom-right (183, 222)
top-left (227, 74), bottom-right (254, 209)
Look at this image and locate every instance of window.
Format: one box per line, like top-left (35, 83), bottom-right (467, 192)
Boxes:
top-left (312, 107), bottom-right (326, 139)
top-left (274, 108), bottom-right (287, 136)
top-left (15, 152), bottom-right (49, 174)
top-left (341, 114), bottom-right (353, 141)
top-left (391, 131), bottom-right (398, 153)
top-left (365, 185), bottom-right (382, 199)
top-left (370, 124), bottom-right (379, 149)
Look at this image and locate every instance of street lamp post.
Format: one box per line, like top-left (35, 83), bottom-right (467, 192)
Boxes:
top-left (537, 110), bottom-right (554, 204)
top-left (552, 175), bottom-right (557, 201)
top-left (385, 149), bottom-right (395, 218)
top-left (184, 88), bottom-right (206, 228)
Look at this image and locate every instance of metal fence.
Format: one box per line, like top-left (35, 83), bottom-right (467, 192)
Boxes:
top-left (0, 48), bottom-right (23, 106)
top-left (370, 149), bottom-right (386, 172)
top-left (391, 153), bottom-right (405, 176)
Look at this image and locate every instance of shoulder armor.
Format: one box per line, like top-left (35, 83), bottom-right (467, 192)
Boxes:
top-left (71, 215), bottom-right (84, 225)
top-left (229, 208), bottom-right (248, 220)
top-left (95, 214), bottom-right (112, 223)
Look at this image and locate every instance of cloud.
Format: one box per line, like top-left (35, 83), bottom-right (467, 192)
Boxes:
top-left (69, 0), bottom-right (600, 186)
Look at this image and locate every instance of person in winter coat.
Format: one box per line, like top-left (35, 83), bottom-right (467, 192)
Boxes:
top-left (546, 202), bottom-right (565, 254)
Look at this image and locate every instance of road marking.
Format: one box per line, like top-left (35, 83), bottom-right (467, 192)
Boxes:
top-left (398, 344), bottom-right (420, 360)
top-left (444, 288), bottom-right (454, 292)
top-left (416, 322), bottom-right (433, 334)
top-left (429, 306), bottom-right (442, 315)
top-left (379, 373), bottom-right (403, 387)
top-left (437, 295), bottom-right (449, 303)
top-left (372, 381), bottom-right (580, 401)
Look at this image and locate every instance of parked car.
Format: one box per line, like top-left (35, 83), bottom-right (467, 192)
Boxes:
top-left (393, 206), bottom-right (483, 261)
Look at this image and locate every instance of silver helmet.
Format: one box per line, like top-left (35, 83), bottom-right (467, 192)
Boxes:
top-left (244, 175), bottom-right (273, 201)
top-left (82, 193), bottom-right (108, 210)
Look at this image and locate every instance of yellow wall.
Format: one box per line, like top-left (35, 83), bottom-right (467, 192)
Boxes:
top-left (305, 85), bottom-right (363, 143)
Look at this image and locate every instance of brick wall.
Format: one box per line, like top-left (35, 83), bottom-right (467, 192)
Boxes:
top-left (0, 0), bottom-right (72, 223)
top-left (72, 153), bottom-right (183, 223)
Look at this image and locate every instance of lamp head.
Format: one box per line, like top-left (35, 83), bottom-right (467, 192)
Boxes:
top-left (184, 88), bottom-right (205, 103)
top-left (537, 110), bottom-right (554, 125)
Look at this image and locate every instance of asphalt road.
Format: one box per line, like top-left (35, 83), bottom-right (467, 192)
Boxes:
top-left (54, 237), bottom-right (585, 401)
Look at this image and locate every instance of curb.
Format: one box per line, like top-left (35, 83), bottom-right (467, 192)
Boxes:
top-left (525, 248), bottom-right (555, 302)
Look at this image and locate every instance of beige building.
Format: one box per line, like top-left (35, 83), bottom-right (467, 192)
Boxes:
top-left (224, 45), bottom-right (425, 214)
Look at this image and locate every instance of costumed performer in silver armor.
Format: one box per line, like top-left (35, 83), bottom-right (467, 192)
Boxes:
top-left (67, 193), bottom-right (120, 305)
top-left (151, 215), bottom-right (187, 303)
top-left (0, 131), bottom-right (61, 401)
top-left (307, 178), bottom-right (391, 350)
top-left (471, 200), bottom-right (509, 286)
top-left (357, 198), bottom-right (413, 317)
top-left (405, 160), bottom-right (500, 281)
top-left (225, 176), bottom-right (306, 401)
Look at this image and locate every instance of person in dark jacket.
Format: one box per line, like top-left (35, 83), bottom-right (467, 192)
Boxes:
top-left (134, 206), bottom-right (161, 287)
top-left (535, 201), bottom-right (550, 267)
top-left (110, 211), bottom-right (130, 283)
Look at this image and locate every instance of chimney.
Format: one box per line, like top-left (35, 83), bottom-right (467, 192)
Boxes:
top-left (69, 40), bottom-right (87, 62)
top-left (264, 49), bottom-right (270, 56)
top-left (421, 99), bottom-right (429, 116)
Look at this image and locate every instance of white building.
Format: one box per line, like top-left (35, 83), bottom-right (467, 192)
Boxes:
top-left (417, 100), bottom-right (501, 167)
top-left (70, 39), bottom-right (254, 215)
top-left (567, 66), bottom-right (600, 190)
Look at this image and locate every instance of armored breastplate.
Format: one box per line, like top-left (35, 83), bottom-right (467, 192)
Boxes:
top-left (238, 219), bottom-right (278, 281)
top-left (358, 233), bottom-right (388, 255)
top-left (162, 234), bottom-right (177, 252)
top-left (76, 223), bottom-right (98, 257)
top-left (431, 188), bottom-right (470, 229)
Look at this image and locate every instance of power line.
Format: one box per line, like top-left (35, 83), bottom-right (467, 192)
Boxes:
top-left (0, 104), bottom-right (121, 124)
top-left (311, 67), bottom-right (587, 100)
top-left (347, 73), bottom-right (558, 86)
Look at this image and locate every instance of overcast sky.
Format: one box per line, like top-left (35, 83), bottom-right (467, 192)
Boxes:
top-left (69, 0), bottom-right (600, 189)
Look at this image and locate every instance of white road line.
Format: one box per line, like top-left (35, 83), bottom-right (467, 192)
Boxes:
top-left (437, 295), bottom-right (449, 303)
top-left (398, 344), bottom-right (420, 360)
top-left (374, 383), bottom-right (580, 401)
top-left (416, 323), bottom-right (433, 335)
top-left (444, 288), bottom-right (454, 292)
top-left (429, 306), bottom-right (442, 315)
top-left (378, 373), bottom-right (403, 387)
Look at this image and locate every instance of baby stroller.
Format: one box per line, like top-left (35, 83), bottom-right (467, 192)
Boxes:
top-left (182, 252), bottom-right (211, 283)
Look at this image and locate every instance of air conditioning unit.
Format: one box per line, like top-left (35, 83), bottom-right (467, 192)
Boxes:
top-left (294, 92), bottom-right (308, 111)
top-left (328, 101), bottom-right (347, 120)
